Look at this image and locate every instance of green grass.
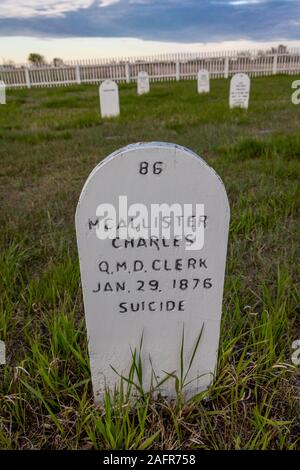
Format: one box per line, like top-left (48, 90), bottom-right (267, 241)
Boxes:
top-left (0, 75), bottom-right (300, 449)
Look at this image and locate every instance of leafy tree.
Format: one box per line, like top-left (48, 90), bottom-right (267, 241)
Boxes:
top-left (28, 53), bottom-right (45, 66)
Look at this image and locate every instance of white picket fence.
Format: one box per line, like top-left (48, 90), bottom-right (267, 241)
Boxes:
top-left (1, 48), bottom-right (300, 89)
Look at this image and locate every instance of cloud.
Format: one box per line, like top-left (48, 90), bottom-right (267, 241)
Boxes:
top-left (212, 0), bottom-right (293, 4)
top-left (99, 0), bottom-right (121, 6)
top-left (228, 1), bottom-right (266, 4)
top-left (0, 0), bottom-right (299, 43)
top-left (0, 1), bottom-right (94, 18)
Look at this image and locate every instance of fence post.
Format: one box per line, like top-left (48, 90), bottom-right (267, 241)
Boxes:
top-left (75, 64), bottom-right (81, 84)
top-left (272, 54), bottom-right (278, 75)
top-left (125, 62), bottom-right (131, 84)
top-left (176, 60), bottom-right (180, 81)
top-left (25, 67), bottom-right (31, 88)
top-left (224, 56), bottom-right (229, 79)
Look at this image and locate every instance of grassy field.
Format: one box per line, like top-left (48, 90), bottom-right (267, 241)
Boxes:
top-left (0, 75), bottom-right (300, 450)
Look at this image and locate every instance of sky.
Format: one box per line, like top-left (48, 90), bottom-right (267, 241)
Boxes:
top-left (0, 0), bottom-right (300, 63)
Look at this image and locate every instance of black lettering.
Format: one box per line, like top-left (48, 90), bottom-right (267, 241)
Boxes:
top-left (119, 302), bottom-right (127, 314)
top-left (174, 237), bottom-right (180, 247)
top-left (175, 259), bottom-right (183, 270)
top-left (204, 278), bottom-right (212, 289)
top-left (116, 261), bottom-right (127, 272)
top-left (150, 237), bottom-right (160, 251)
top-left (164, 260), bottom-right (172, 271)
top-left (188, 258), bottom-right (196, 269)
top-left (152, 259), bottom-right (160, 271)
top-left (112, 238), bottom-right (121, 248)
top-left (99, 261), bottom-right (109, 273)
top-left (162, 238), bottom-right (171, 247)
top-left (103, 282), bottom-right (113, 292)
top-left (131, 303), bottom-right (140, 312)
top-left (117, 219), bottom-right (127, 230)
top-left (199, 215), bottom-right (208, 228)
top-left (199, 258), bottom-right (208, 269)
top-left (185, 236), bottom-right (194, 246)
top-left (137, 238), bottom-right (147, 248)
top-left (134, 260), bottom-right (144, 272)
top-left (92, 283), bottom-right (101, 293)
top-left (88, 219), bottom-right (98, 230)
top-left (166, 301), bottom-right (176, 311)
top-left (116, 282), bottom-right (125, 292)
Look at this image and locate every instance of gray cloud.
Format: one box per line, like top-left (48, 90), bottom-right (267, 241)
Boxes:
top-left (0, 0), bottom-right (299, 42)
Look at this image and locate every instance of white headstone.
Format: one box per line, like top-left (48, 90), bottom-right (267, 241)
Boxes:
top-left (99, 80), bottom-right (120, 118)
top-left (229, 73), bottom-right (250, 109)
top-left (0, 340), bottom-right (5, 365)
top-left (137, 71), bottom-right (150, 95)
top-left (0, 81), bottom-right (6, 105)
top-left (76, 142), bottom-right (230, 402)
top-left (197, 70), bottom-right (210, 94)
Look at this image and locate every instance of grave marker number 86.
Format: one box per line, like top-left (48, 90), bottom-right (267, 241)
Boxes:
top-left (139, 161), bottom-right (163, 175)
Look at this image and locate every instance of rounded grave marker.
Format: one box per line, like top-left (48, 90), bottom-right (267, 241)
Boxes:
top-left (0, 81), bottom-right (6, 105)
top-left (229, 73), bottom-right (250, 109)
top-left (76, 142), bottom-right (230, 401)
top-left (137, 71), bottom-right (150, 95)
top-left (99, 79), bottom-right (120, 118)
top-left (197, 69), bottom-right (210, 94)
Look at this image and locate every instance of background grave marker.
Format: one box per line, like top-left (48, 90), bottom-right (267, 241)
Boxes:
top-left (197, 69), bottom-right (210, 94)
top-left (137, 71), bottom-right (150, 95)
top-left (229, 73), bottom-right (250, 109)
top-left (0, 341), bottom-right (5, 365)
top-left (99, 79), bottom-right (120, 118)
top-left (76, 142), bottom-right (230, 402)
top-left (0, 81), bottom-right (6, 105)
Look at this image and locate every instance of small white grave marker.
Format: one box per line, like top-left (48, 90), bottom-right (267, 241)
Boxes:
top-left (0, 81), bottom-right (6, 105)
top-left (99, 80), bottom-right (120, 118)
top-left (229, 73), bottom-right (250, 109)
top-left (76, 142), bottom-right (230, 402)
top-left (0, 341), bottom-right (5, 365)
top-left (197, 70), bottom-right (210, 94)
top-left (137, 71), bottom-right (150, 95)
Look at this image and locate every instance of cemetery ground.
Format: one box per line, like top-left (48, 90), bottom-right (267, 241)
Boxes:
top-left (0, 75), bottom-right (300, 450)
